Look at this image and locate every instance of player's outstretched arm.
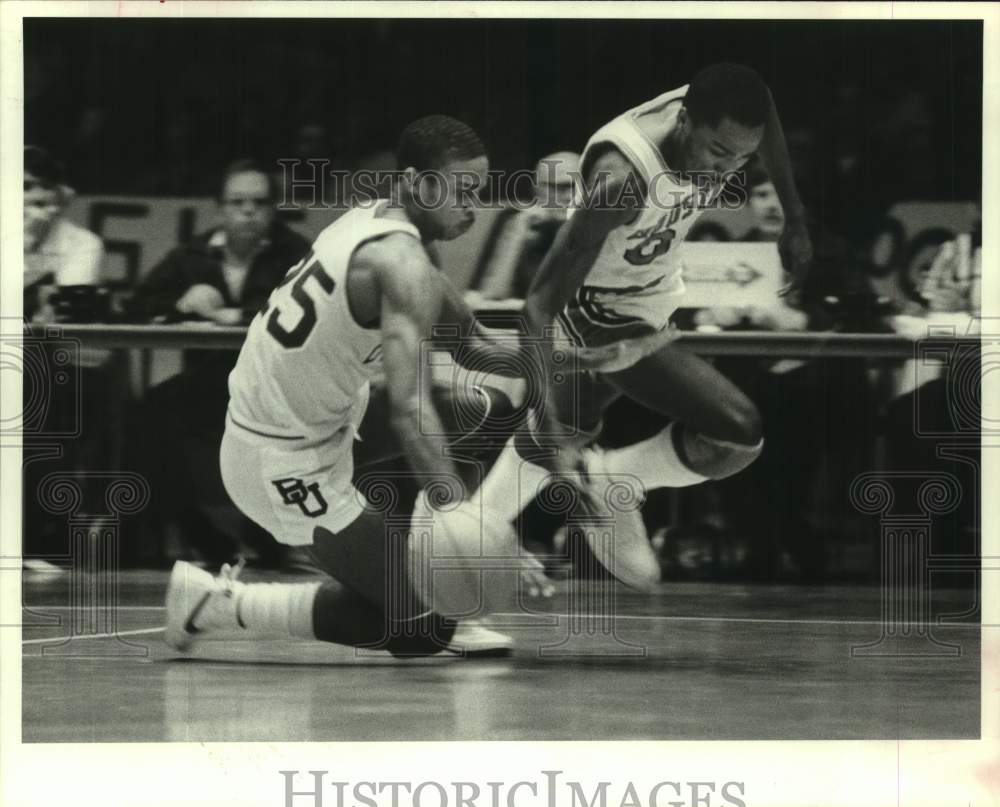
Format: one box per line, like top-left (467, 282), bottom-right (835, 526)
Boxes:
top-left (523, 149), bottom-right (641, 333)
top-left (361, 235), bottom-right (463, 502)
top-left (757, 89), bottom-right (813, 294)
top-left (520, 150), bottom-right (641, 444)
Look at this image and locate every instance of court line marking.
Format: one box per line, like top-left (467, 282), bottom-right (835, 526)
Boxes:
top-left (24, 605), bottom-right (165, 611)
top-left (21, 608), bottom-right (981, 630)
top-left (22, 627), bottom-right (164, 645)
top-left (492, 612), bottom-right (982, 628)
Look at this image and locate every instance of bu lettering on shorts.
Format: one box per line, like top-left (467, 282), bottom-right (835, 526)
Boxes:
top-left (272, 477), bottom-right (329, 517)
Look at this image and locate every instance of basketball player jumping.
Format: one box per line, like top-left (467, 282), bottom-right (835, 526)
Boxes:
top-left (473, 64), bottom-right (814, 588)
top-left (164, 116), bottom-right (587, 657)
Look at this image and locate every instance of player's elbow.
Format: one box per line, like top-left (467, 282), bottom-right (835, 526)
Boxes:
top-left (521, 296), bottom-right (550, 336)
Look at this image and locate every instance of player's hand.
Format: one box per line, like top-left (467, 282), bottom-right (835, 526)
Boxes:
top-left (176, 284), bottom-right (225, 318)
top-left (205, 307), bottom-right (243, 326)
top-left (746, 304), bottom-right (808, 332)
top-left (777, 216), bottom-right (813, 299)
top-left (920, 237), bottom-right (975, 313)
top-left (568, 324), bottom-right (681, 374)
top-left (520, 550), bottom-right (555, 599)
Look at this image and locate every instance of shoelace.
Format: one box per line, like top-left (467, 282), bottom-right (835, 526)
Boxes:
top-left (218, 556), bottom-right (246, 597)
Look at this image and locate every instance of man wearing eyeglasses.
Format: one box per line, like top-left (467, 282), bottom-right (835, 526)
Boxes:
top-left (133, 159), bottom-right (310, 326)
top-left (129, 159), bottom-right (311, 567)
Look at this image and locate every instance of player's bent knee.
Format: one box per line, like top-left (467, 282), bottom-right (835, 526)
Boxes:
top-left (721, 397), bottom-right (763, 446)
top-left (694, 433), bottom-right (763, 479)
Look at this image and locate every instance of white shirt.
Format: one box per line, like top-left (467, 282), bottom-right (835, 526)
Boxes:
top-left (24, 218), bottom-right (104, 288)
top-left (207, 229), bottom-right (269, 303)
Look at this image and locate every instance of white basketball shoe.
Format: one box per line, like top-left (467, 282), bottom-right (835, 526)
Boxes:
top-left (443, 619), bottom-right (515, 656)
top-left (164, 559), bottom-right (246, 651)
top-left (577, 446), bottom-right (660, 590)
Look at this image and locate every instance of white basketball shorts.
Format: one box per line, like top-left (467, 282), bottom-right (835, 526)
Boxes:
top-left (220, 386), bottom-right (371, 547)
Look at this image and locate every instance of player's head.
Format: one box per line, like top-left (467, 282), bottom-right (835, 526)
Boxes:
top-left (533, 151), bottom-right (580, 220)
top-left (396, 115), bottom-right (488, 241)
top-left (675, 63), bottom-right (770, 178)
top-left (24, 146), bottom-right (71, 245)
top-left (218, 159), bottom-right (277, 246)
top-left (745, 162), bottom-right (784, 238)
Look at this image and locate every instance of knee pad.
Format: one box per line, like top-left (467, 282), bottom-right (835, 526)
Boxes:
top-left (682, 429), bottom-right (763, 479)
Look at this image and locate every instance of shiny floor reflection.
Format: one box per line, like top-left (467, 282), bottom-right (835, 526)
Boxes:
top-left (22, 571), bottom-right (980, 742)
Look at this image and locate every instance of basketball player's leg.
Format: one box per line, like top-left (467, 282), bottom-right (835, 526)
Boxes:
top-left (217, 510), bottom-right (456, 655)
top-left (598, 343), bottom-right (763, 488)
top-left (475, 339), bottom-right (763, 511)
top-left (166, 424), bottom-right (503, 656)
top-left (307, 508), bottom-right (456, 654)
top-left (167, 503), bottom-right (512, 657)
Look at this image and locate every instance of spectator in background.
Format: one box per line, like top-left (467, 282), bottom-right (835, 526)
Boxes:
top-left (882, 216), bottom-right (981, 564)
top-left (22, 146), bottom-right (111, 567)
top-left (691, 163), bottom-right (886, 334)
top-left (470, 151), bottom-right (580, 301)
top-left (743, 172), bottom-right (786, 242)
top-left (23, 146), bottom-right (104, 320)
top-left (127, 159), bottom-right (311, 567)
top-left (133, 159), bottom-right (308, 325)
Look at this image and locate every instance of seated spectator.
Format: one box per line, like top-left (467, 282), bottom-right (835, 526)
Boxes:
top-left (882, 216), bottom-right (981, 565)
top-left (24, 145), bottom-right (104, 320)
top-left (470, 151), bottom-right (580, 301)
top-left (22, 146), bottom-right (112, 565)
top-left (126, 159), bottom-right (311, 567)
top-left (132, 159), bottom-right (308, 326)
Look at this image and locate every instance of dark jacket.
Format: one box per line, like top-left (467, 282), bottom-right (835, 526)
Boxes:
top-left (130, 220), bottom-right (310, 379)
top-left (131, 220), bottom-right (310, 325)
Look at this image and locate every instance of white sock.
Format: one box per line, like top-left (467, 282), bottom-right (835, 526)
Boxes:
top-left (234, 582), bottom-right (321, 639)
top-left (473, 435), bottom-right (552, 521)
top-left (602, 422), bottom-right (707, 489)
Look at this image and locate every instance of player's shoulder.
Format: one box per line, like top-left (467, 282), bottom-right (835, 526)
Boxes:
top-left (581, 143), bottom-right (640, 191)
top-left (351, 231), bottom-right (435, 301)
top-left (352, 230), bottom-right (427, 272)
top-left (583, 143), bottom-right (634, 178)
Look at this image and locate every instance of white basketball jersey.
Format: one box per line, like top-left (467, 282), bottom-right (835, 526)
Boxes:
top-left (228, 202), bottom-right (420, 440)
top-left (561, 85), bottom-right (721, 345)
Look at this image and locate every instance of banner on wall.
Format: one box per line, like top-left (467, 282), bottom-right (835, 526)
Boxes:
top-left (679, 242), bottom-right (784, 309)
